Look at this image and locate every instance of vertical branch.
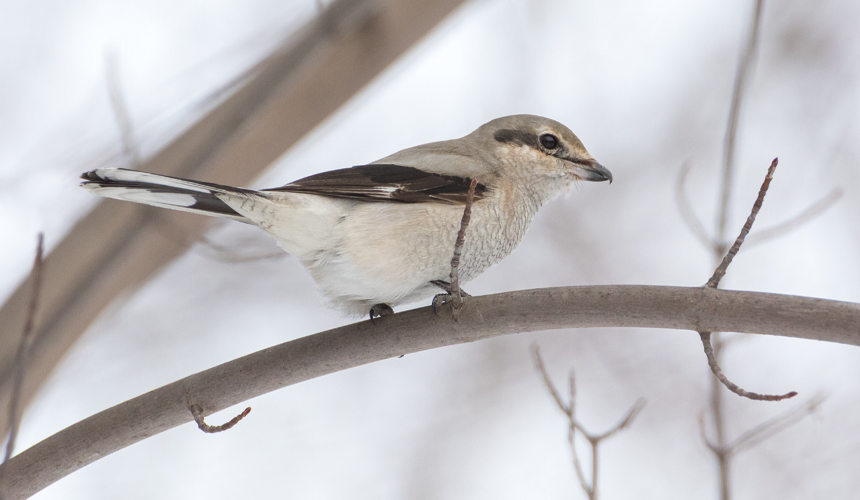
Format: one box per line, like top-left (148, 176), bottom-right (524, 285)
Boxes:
top-left (0, 234), bottom-right (45, 495)
top-left (448, 178), bottom-right (478, 315)
top-left (590, 441), bottom-right (599, 500)
top-left (717, 0), bottom-right (765, 252)
top-left (710, 3), bottom-right (765, 497)
top-left (105, 52), bottom-right (141, 168)
top-left (709, 336), bottom-right (730, 500)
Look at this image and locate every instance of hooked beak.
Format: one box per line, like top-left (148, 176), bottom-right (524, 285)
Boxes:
top-left (570, 158), bottom-right (613, 183)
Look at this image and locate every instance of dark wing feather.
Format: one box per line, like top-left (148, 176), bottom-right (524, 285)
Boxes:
top-left (263, 164), bottom-right (487, 204)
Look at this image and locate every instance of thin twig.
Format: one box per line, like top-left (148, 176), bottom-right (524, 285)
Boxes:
top-left (531, 345), bottom-right (569, 415)
top-left (154, 214), bottom-right (286, 264)
top-left (717, 0), bottom-right (765, 252)
top-left (707, 158), bottom-right (778, 289)
top-left (106, 52), bottom-right (141, 168)
top-left (728, 393), bottom-right (825, 454)
top-left (532, 344), bottom-right (643, 500)
top-left (567, 422), bottom-right (592, 500)
top-left (592, 399), bottom-right (646, 441)
top-left (0, 234), bottom-right (45, 495)
top-left (699, 332), bottom-right (796, 401)
top-left (698, 413), bottom-right (719, 453)
top-left (676, 161), bottom-right (713, 250)
top-left (196, 235), bottom-right (286, 263)
top-left (744, 188), bottom-right (843, 248)
top-left (189, 404), bottom-right (251, 434)
top-left (448, 178), bottom-right (478, 316)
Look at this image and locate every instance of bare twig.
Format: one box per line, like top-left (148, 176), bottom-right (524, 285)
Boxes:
top-left (532, 345), bottom-right (644, 500)
top-left (189, 404), bottom-right (251, 434)
top-left (744, 188), bottom-right (843, 248)
top-left (153, 214), bottom-right (286, 264)
top-left (531, 345), bottom-right (569, 415)
top-left (592, 399), bottom-right (646, 441)
top-left (567, 424), bottom-right (592, 499)
top-left (717, 0), bottom-right (765, 252)
top-left (564, 372), bottom-right (591, 499)
top-left (676, 161), bottom-right (713, 250)
top-left (698, 413), bottom-right (719, 453)
top-left (0, 235), bottom-right (45, 494)
top-left (699, 393), bottom-right (824, 460)
top-left (728, 393), bottom-right (825, 454)
top-left (707, 158), bottom-right (777, 289)
top-left (105, 52), bottom-right (141, 168)
top-left (699, 331), bottom-right (796, 401)
top-left (708, 333), bottom-right (731, 500)
top-left (448, 178), bottom-right (478, 317)
top-left (196, 235), bottom-right (285, 263)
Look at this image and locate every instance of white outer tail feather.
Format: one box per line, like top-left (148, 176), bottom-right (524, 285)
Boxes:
top-left (80, 168), bottom-right (249, 221)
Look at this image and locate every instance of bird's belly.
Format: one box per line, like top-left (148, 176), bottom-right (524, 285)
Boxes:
top-left (306, 201), bottom-right (527, 315)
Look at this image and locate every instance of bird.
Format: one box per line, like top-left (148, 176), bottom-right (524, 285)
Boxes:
top-left (80, 114), bottom-right (612, 319)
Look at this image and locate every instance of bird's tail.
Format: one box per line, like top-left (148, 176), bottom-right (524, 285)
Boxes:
top-left (80, 168), bottom-right (251, 221)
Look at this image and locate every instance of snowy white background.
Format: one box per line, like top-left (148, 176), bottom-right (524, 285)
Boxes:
top-left (1, 0), bottom-right (859, 498)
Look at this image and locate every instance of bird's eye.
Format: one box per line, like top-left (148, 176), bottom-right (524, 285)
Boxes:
top-left (539, 134), bottom-right (559, 149)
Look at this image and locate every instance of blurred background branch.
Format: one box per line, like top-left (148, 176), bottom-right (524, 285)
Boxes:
top-left (0, 0), bottom-right (468, 438)
top-left (0, 235), bottom-right (44, 499)
top-left (532, 345), bottom-right (644, 500)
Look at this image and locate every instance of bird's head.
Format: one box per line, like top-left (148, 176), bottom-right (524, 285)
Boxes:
top-left (471, 114), bottom-right (612, 186)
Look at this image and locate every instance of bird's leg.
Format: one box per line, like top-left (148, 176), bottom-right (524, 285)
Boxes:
top-left (369, 303), bottom-right (394, 323)
top-left (430, 280), bottom-right (470, 315)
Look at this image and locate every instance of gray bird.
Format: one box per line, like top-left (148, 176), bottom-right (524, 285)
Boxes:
top-left (81, 114), bottom-right (612, 318)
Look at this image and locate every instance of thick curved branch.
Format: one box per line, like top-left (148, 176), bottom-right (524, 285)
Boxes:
top-left (3, 285), bottom-right (860, 499)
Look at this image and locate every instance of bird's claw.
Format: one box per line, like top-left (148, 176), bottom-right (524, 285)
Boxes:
top-left (369, 303), bottom-right (394, 324)
top-left (432, 293), bottom-right (452, 316)
top-left (430, 281), bottom-right (470, 316)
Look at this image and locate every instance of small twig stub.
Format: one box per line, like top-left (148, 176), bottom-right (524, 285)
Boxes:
top-left (189, 404), bottom-right (252, 434)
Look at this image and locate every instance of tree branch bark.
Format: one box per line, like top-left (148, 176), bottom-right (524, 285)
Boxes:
top-left (3, 285), bottom-right (859, 499)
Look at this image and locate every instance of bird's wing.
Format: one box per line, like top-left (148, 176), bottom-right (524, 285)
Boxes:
top-left (263, 164), bottom-right (487, 204)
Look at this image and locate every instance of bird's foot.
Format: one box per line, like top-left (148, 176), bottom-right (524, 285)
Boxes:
top-left (430, 280), bottom-right (470, 316)
top-left (432, 293), bottom-right (452, 316)
top-left (369, 303), bottom-right (394, 324)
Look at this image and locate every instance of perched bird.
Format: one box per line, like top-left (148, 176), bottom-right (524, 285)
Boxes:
top-left (81, 114), bottom-right (611, 318)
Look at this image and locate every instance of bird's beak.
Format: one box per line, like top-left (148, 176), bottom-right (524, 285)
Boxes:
top-left (570, 159), bottom-right (613, 183)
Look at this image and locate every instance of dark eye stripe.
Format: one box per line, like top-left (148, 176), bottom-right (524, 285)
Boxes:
top-left (493, 129), bottom-right (540, 149)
